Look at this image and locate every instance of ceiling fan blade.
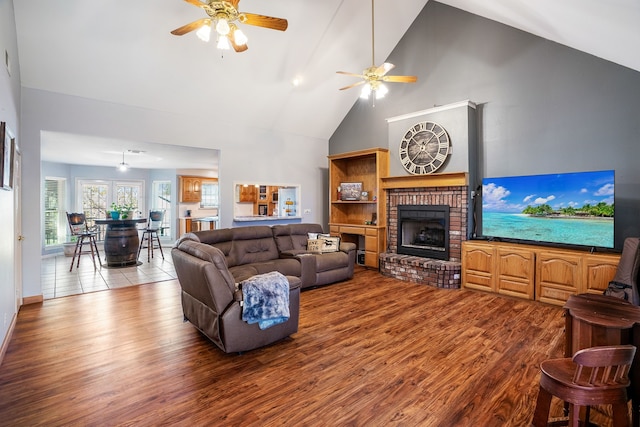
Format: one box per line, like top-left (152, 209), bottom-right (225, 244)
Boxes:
top-left (229, 0), bottom-right (240, 8)
top-left (382, 75), bottom-right (418, 83)
top-left (339, 81), bottom-right (366, 91)
top-left (375, 62), bottom-right (395, 76)
top-left (241, 13), bottom-right (288, 31)
top-left (170, 18), bottom-right (210, 36)
top-left (336, 71), bottom-right (365, 78)
top-left (183, 0), bottom-right (208, 9)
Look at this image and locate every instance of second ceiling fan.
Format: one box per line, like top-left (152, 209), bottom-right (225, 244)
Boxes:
top-left (337, 0), bottom-right (417, 100)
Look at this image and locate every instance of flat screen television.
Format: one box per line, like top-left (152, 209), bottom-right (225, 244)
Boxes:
top-left (481, 170), bottom-right (615, 249)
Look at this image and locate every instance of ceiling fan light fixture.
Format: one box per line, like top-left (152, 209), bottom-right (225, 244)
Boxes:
top-left (171, 1), bottom-right (288, 54)
top-left (335, 0), bottom-right (416, 99)
top-left (196, 23), bottom-right (211, 42)
top-left (217, 35), bottom-right (231, 50)
top-left (215, 18), bottom-right (230, 36)
top-left (233, 27), bottom-right (248, 46)
top-left (360, 83), bottom-right (372, 99)
top-left (376, 83), bottom-right (388, 99)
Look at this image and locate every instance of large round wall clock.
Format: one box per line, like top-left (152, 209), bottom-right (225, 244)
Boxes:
top-left (399, 121), bottom-right (451, 175)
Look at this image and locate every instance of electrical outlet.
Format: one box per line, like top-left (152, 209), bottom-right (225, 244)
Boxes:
top-left (304, 209), bottom-right (311, 214)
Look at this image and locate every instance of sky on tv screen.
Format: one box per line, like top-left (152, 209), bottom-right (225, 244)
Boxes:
top-left (482, 170), bottom-right (614, 213)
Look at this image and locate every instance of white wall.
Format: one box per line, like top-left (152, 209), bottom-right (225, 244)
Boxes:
top-left (21, 88), bottom-right (329, 300)
top-left (0, 0), bottom-right (21, 351)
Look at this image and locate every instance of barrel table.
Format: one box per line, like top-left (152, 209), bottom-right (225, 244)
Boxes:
top-left (95, 218), bottom-right (147, 267)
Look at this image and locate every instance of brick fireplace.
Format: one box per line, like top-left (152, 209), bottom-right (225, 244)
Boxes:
top-left (379, 173), bottom-right (469, 289)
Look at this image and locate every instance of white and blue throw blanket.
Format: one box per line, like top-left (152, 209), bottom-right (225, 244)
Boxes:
top-left (241, 271), bottom-right (290, 330)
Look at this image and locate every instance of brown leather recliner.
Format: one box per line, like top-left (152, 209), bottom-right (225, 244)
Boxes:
top-left (171, 238), bottom-right (300, 353)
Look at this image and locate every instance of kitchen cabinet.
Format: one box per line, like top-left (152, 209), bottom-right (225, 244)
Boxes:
top-left (179, 176), bottom-right (202, 203)
top-left (238, 185), bottom-right (257, 203)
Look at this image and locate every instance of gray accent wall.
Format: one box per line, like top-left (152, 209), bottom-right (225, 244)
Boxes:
top-left (329, 1), bottom-right (640, 251)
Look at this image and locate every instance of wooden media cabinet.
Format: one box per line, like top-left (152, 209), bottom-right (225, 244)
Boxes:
top-left (462, 240), bottom-right (620, 306)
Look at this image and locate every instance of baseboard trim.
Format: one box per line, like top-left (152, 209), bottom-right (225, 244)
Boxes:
top-left (0, 312), bottom-right (17, 366)
top-left (23, 294), bottom-right (44, 305)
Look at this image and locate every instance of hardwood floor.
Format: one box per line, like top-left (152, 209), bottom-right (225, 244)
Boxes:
top-left (0, 269), bottom-right (617, 426)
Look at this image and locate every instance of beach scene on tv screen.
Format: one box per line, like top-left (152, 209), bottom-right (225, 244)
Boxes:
top-left (482, 170), bottom-right (615, 248)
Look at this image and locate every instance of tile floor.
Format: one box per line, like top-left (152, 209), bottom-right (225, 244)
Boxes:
top-left (41, 242), bottom-right (177, 300)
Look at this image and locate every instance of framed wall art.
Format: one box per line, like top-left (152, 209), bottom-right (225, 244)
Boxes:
top-left (339, 182), bottom-right (362, 201)
top-left (0, 122), bottom-right (15, 190)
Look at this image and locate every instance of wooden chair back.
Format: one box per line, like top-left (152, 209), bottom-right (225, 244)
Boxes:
top-left (571, 344), bottom-right (636, 387)
top-left (148, 210), bottom-right (165, 230)
top-left (66, 212), bottom-right (88, 235)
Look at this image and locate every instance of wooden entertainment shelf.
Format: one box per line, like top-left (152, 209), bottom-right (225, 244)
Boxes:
top-left (462, 240), bottom-right (620, 306)
top-left (328, 148), bottom-right (389, 268)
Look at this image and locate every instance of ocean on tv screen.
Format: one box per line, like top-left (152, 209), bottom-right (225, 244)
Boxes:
top-left (481, 170), bottom-right (614, 248)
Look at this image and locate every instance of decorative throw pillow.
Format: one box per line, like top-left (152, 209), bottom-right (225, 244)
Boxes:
top-left (307, 239), bottom-right (322, 254)
top-left (307, 232), bottom-right (319, 240)
top-left (318, 234), bottom-right (340, 253)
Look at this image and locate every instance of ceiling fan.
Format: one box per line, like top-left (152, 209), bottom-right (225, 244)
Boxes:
top-left (337, 0), bottom-right (417, 100)
top-left (170, 0), bottom-right (288, 53)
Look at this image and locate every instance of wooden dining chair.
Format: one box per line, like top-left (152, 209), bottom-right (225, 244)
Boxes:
top-left (531, 344), bottom-right (636, 427)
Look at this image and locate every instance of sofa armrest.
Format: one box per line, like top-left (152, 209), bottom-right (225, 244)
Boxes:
top-left (278, 251), bottom-right (316, 287)
top-left (340, 242), bottom-right (357, 254)
top-left (279, 249), bottom-right (308, 257)
top-left (294, 253), bottom-right (317, 287)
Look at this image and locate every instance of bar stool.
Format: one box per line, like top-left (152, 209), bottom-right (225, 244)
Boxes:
top-left (138, 210), bottom-right (165, 262)
top-left (532, 344), bottom-right (636, 427)
top-left (66, 212), bottom-right (102, 271)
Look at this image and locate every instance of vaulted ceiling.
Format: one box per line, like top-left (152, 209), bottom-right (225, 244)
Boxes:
top-left (12, 0), bottom-right (640, 168)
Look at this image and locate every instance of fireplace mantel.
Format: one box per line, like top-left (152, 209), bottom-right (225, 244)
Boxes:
top-left (381, 172), bottom-right (468, 189)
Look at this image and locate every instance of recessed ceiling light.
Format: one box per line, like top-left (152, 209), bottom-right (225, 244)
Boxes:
top-left (292, 76), bottom-right (303, 87)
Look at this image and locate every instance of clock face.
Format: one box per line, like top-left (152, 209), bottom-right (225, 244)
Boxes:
top-left (399, 121), bottom-right (450, 175)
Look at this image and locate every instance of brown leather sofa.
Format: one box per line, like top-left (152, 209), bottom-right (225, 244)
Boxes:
top-left (171, 224), bottom-right (356, 352)
top-left (179, 223), bottom-right (356, 289)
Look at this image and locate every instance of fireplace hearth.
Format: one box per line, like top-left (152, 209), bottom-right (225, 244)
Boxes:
top-left (397, 205), bottom-right (449, 260)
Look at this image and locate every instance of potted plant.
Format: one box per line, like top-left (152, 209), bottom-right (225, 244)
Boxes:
top-left (110, 202), bottom-right (137, 219)
top-left (63, 236), bottom-right (78, 257)
top-left (110, 203), bottom-right (122, 219)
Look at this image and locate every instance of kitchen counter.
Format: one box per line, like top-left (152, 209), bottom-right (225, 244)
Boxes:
top-left (179, 216), bottom-right (219, 235)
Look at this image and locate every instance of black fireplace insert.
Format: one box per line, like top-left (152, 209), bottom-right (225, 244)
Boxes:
top-left (397, 204), bottom-right (450, 260)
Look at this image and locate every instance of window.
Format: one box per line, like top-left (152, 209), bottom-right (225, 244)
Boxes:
top-left (44, 178), bottom-right (66, 246)
top-left (80, 182), bottom-right (109, 225)
top-left (115, 181), bottom-right (143, 213)
top-left (152, 181), bottom-right (172, 237)
top-left (46, 178), bottom-right (147, 247)
top-left (200, 180), bottom-right (219, 209)
top-left (76, 179), bottom-right (145, 233)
